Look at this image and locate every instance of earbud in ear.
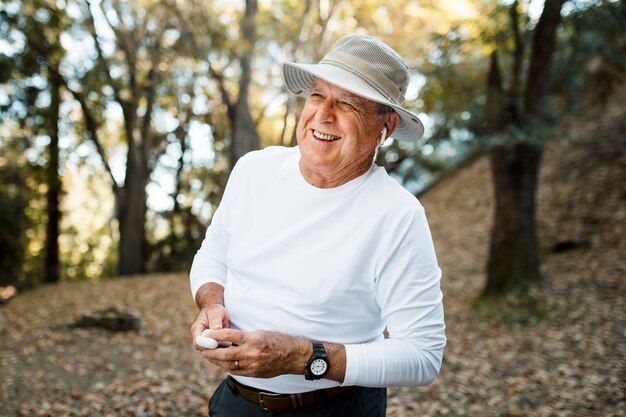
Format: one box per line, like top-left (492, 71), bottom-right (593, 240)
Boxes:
top-left (380, 127), bottom-right (388, 143)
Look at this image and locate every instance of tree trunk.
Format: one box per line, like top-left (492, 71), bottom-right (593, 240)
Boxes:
top-left (44, 72), bottom-right (62, 284)
top-left (484, 0), bottom-right (565, 294)
top-left (230, 0), bottom-right (260, 165)
top-left (231, 100), bottom-right (259, 164)
top-left (524, 0), bottom-right (566, 114)
top-left (486, 143), bottom-right (543, 293)
top-left (117, 130), bottom-right (147, 276)
top-left (114, 21), bottom-right (162, 276)
top-left (117, 174), bottom-right (147, 276)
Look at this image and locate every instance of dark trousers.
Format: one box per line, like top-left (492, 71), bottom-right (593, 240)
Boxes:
top-left (208, 376), bottom-right (387, 417)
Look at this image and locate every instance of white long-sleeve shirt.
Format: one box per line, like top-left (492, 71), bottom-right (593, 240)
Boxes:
top-left (190, 146), bottom-right (445, 393)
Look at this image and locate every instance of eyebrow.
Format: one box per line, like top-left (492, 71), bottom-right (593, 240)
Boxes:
top-left (310, 81), bottom-right (375, 109)
top-left (338, 93), bottom-right (367, 107)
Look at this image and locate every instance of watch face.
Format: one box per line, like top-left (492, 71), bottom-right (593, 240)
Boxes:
top-left (310, 358), bottom-right (328, 376)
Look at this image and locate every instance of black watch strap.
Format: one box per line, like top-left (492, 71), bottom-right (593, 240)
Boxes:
top-left (312, 341), bottom-right (325, 356)
top-left (305, 341), bottom-right (329, 380)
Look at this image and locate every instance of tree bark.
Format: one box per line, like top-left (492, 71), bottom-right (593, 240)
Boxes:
top-left (484, 0), bottom-right (565, 294)
top-left (44, 72), bottom-right (62, 284)
top-left (508, 0), bottom-right (524, 122)
top-left (117, 175), bottom-right (147, 276)
top-left (486, 143), bottom-right (543, 293)
top-left (524, 0), bottom-right (566, 115)
top-left (116, 100), bottom-right (148, 276)
top-left (229, 0), bottom-right (260, 165)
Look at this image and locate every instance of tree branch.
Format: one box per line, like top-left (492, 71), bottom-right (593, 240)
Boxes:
top-left (171, 99), bottom-right (195, 213)
top-left (24, 29), bottom-right (121, 198)
top-left (508, 0), bottom-right (524, 105)
top-left (524, 0), bottom-right (566, 115)
top-left (208, 64), bottom-right (235, 120)
top-left (69, 87), bottom-right (121, 199)
top-left (84, 1), bottom-right (125, 106)
top-left (101, 0), bottom-right (139, 105)
top-left (254, 91), bottom-right (282, 126)
top-left (141, 28), bottom-right (165, 160)
top-left (103, 0), bottom-right (134, 68)
top-left (486, 51), bottom-right (506, 133)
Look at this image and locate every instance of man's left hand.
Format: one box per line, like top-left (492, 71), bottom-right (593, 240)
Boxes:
top-left (199, 329), bottom-right (311, 378)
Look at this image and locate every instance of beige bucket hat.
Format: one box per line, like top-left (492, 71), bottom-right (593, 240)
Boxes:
top-left (283, 34), bottom-right (424, 142)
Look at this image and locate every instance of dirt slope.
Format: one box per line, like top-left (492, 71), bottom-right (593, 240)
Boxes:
top-left (404, 82), bottom-right (626, 416)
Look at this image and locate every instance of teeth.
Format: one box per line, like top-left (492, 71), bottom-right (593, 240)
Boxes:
top-left (313, 130), bottom-right (340, 141)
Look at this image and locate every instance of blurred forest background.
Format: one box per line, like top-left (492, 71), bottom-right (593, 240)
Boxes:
top-left (1, 1), bottom-right (625, 416)
top-left (1, 0), bottom-right (622, 291)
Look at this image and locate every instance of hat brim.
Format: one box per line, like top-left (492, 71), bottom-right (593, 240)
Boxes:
top-left (283, 61), bottom-right (424, 142)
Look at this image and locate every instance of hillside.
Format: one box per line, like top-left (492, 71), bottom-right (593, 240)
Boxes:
top-left (1, 84), bottom-right (624, 417)
top-left (395, 83), bottom-right (626, 416)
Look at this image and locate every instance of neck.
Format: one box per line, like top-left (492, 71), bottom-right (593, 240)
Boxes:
top-left (299, 159), bottom-right (373, 189)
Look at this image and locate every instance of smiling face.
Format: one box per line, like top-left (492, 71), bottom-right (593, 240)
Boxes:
top-left (296, 78), bottom-right (399, 188)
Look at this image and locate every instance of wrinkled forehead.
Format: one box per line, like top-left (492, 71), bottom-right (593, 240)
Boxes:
top-left (310, 78), bottom-right (379, 109)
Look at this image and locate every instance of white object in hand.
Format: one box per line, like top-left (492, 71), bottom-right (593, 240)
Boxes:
top-left (195, 329), bottom-right (219, 350)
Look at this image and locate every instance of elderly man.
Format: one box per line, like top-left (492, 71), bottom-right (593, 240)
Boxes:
top-left (190, 34), bottom-right (446, 416)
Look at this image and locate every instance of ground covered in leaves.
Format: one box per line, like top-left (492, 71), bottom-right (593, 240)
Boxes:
top-left (2, 86), bottom-right (625, 416)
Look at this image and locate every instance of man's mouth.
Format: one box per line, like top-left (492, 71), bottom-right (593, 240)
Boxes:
top-left (312, 130), bottom-right (340, 141)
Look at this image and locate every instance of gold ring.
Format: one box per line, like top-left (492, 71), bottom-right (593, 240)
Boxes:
top-left (234, 360), bottom-right (240, 370)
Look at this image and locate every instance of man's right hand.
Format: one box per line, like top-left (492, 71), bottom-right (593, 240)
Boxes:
top-left (190, 282), bottom-right (229, 350)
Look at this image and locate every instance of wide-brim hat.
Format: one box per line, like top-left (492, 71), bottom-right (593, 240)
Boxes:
top-left (283, 34), bottom-right (424, 142)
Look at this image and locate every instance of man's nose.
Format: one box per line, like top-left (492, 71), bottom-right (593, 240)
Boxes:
top-left (315, 100), bottom-right (336, 122)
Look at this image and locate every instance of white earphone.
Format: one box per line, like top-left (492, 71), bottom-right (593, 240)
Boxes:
top-left (380, 127), bottom-right (387, 144)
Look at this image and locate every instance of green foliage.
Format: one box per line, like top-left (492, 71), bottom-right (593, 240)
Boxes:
top-left (416, 0), bottom-right (625, 168)
top-left (0, 0), bottom-right (70, 287)
top-left (553, 0), bottom-right (626, 104)
top-left (145, 208), bottom-right (205, 273)
top-left (61, 221), bottom-right (118, 281)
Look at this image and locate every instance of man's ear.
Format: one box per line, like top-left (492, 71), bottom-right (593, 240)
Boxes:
top-left (385, 112), bottom-right (401, 137)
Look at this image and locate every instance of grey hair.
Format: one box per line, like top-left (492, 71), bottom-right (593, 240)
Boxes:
top-left (376, 103), bottom-right (395, 118)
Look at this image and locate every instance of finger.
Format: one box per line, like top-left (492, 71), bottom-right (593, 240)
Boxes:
top-left (206, 358), bottom-right (244, 374)
top-left (209, 328), bottom-right (247, 345)
top-left (208, 305), bottom-right (228, 330)
top-left (190, 321), bottom-right (206, 339)
top-left (190, 311), bottom-right (210, 342)
top-left (191, 328), bottom-right (209, 351)
top-left (202, 347), bottom-right (245, 367)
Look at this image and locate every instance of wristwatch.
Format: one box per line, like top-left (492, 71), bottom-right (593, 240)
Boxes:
top-left (305, 341), bottom-right (329, 380)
